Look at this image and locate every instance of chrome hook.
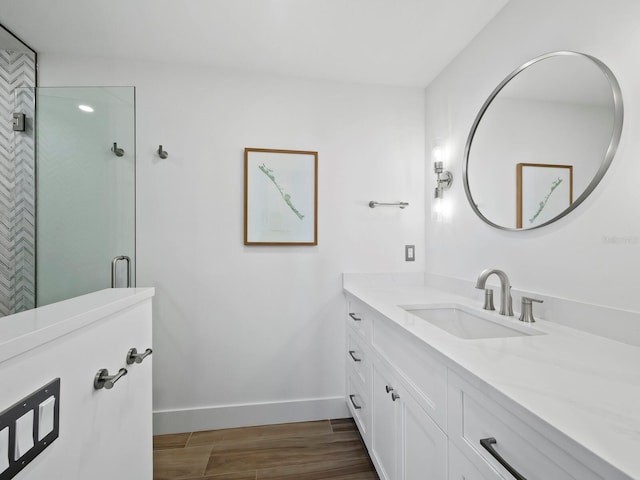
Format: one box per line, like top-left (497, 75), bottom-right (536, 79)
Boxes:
top-left (111, 142), bottom-right (125, 157)
top-left (157, 145), bottom-right (168, 159)
top-left (94, 368), bottom-right (128, 390)
top-left (126, 347), bottom-right (153, 365)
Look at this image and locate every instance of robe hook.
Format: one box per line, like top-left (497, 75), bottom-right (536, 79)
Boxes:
top-left (111, 142), bottom-right (125, 157)
top-left (157, 145), bottom-right (168, 159)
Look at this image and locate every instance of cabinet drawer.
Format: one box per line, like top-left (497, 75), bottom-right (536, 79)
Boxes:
top-left (448, 372), bottom-right (604, 480)
top-left (347, 331), bottom-right (371, 387)
top-left (449, 442), bottom-right (500, 480)
top-left (373, 316), bottom-right (447, 430)
top-left (346, 297), bottom-right (372, 342)
top-left (347, 373), bottom-right (371, 445)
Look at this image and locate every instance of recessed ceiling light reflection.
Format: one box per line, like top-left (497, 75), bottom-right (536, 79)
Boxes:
top-left (78, 104), bottom-right (94, 113)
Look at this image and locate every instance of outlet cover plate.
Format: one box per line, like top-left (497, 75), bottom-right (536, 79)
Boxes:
top-left (405, 245), bottom-right (415, 262)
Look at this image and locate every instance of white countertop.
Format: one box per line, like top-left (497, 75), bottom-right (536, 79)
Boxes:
top-left (0, 288), bottom-right (155, 364)
top-left (344, 277), bottom-right (640, 479)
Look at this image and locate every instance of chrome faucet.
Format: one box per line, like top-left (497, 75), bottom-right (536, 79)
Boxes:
top-left (475, 268), bottom-right (513, 316)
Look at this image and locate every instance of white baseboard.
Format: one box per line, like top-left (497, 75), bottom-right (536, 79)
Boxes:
top-left (153, 396), bottom-right (350, 435)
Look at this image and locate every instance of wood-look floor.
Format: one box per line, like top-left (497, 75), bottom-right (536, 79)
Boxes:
top-left (153, 418), bottom-right (379, 480)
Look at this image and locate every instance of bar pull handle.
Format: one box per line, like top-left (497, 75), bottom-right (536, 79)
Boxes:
top-left (385, 385), bottom-right (394, 393)
top-left (391, 392), bottom-right (400, 401)
top-left (126, 347), bottom-right (153, 365)
top-left (348, 312), bottom-right (362, 322)
top-left (348, 394), bottom-right (362, 410)
top-left (94, 368), bottom-right (128, 390)
top-left (111, 255), bottom-right (131, 288)
top-left (480, 437), bottom-right (527, 480)
top-left (348, 350), bottom-right (361, 362)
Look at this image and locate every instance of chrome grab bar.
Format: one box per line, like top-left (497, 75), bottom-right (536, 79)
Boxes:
top-left (369, 201), bottom-right (409, 209)
top-left (111, 255), bottom-right (131, 288)
top-left (127, 347), bottom-right (153, 365)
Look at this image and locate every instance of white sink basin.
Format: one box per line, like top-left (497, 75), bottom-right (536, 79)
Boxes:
top-left (400, 304), bottom-right (544, 340)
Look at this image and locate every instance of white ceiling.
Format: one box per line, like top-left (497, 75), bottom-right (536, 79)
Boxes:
top-left (0, 0), bottom-right (510, 87)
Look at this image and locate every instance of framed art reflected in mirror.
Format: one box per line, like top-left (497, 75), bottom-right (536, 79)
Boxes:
top-left (516, 163), bottom-right (573, 229)
top-left (244, 148), bottom-right (318, 246)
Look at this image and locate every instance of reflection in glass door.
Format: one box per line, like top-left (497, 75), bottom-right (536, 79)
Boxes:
top-left (33, 87), bottom-right (136, 306)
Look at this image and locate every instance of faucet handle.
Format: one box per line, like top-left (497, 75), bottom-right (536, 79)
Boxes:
top-left (519, 297), bottom-right (543, 323)
top-left (482, 289), bottom-right (495, 311)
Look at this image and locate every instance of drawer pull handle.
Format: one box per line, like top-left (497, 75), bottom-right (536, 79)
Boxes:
top-left (480, 437), bottom-right (527, 480)
top-left (348, 350), bottom-right (362, 362)
top-left (349, 394), bottom-right (362, 410)
top-left (348, 313), bottom-right (362, 322)
top-left (385, 385), bottom-right (394, 393)
top-left (391, 392), bottom-right (400, 401)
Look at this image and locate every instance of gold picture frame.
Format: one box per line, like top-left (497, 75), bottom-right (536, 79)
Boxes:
top-left (244, 148), bottom-right (318, 246)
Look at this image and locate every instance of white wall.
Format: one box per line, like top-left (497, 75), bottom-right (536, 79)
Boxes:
top-left (425, 0), bottom-right (640, 313)
top-left (38, 56), bottom-right (425, 432)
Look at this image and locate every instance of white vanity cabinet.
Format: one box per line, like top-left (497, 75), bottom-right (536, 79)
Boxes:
top-left (447, 371), bottom-right (608, 480)
top-left (371, 363), bottom-right (398, 480)
top-left (344, 291), bottom-right (632, 480)
top-left (347, 296), bottom-right (448, 480)
top-left (345, 298), bottom-right (374, 445)
top-left (371, 362), bottom-right (447, 480)
top-left (346, 333), bottom-right (372, 443)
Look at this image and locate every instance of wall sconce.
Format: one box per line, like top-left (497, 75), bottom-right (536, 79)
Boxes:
top-left (432, 140), bottom-right (453, 223)
top-left (433, 161), bottom-right (453, 198)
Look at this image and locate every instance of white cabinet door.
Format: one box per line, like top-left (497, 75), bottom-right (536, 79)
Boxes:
top-left (372, 363), bottom-right (400, 480)
top-left (401, 388), bottom-right (447, 480)
top-left (372, 362), bottom-right (448, 480)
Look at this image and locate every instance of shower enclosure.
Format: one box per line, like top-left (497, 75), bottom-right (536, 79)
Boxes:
top-left (9, 86), bottom-right (136, 311)
top-left (10, 86), bottom-right (137, 311)
top-left (31, 86), bottom-right (136, 306)
top-left (1, 24), bottom-right (136, 315)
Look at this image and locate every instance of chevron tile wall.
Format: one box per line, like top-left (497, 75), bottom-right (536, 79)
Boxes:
top-left (0, 50), bottom-right (36, 316)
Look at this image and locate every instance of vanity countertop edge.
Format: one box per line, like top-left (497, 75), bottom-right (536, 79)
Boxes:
top-left (343, 276), bottom-right (640, 480)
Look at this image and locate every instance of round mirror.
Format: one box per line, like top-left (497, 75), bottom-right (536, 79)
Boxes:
top-left (463, 51), bottom-right (623, 230)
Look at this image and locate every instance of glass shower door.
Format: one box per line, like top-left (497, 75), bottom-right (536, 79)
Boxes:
top-left (33, 87), bottom-right (135, 306)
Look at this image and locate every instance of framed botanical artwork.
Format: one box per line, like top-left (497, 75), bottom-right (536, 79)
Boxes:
top-left (517, 163), bottom-right (573, 229)
top-left (244, 148), bottom-right (318, 245)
